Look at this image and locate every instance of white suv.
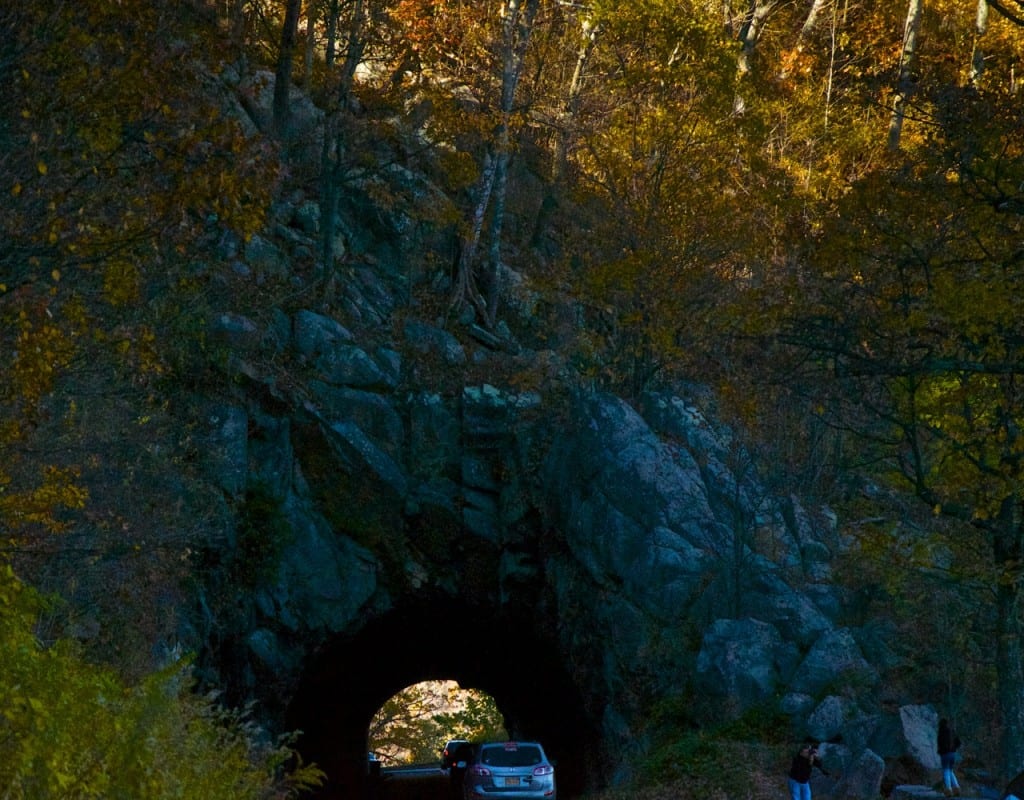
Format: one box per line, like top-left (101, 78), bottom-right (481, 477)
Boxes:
top-left (462, 741), bottom-right (556, 799)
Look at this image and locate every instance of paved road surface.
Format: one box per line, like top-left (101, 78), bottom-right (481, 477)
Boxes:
top-left (368, 765), bottom-right (455, 800)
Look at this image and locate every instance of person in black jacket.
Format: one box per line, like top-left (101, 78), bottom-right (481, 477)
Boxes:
top-left (788, 740), bottom-right (825, 800)
top-left (937, 718), bottom-right (962, 796)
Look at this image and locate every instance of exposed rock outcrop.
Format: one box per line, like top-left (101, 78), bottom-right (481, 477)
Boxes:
top-left (167, 77), bottom-right (957, 797)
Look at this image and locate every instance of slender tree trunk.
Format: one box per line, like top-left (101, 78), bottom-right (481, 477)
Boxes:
top-left (483, 148), bottom-right (510, 328)
top-left (318, 0), bottom-right (342, 277)
top-left (887, 0), bottom-right (923, 151)
top-left (325, 0), bottom-right (339, 69)
top-left (994, 500), bottom-right (1024, 783)
top-left (720, 0), bottom-right (736, 36)
top-left (734, 0), bottom-right (778, 113)
top-left (823, 0), bottom-right (841, 129)
top-left (532, 11), bottom-right (599, 251)
top-left (552, 15), bottom-right (600, 184)
top-left (452, 0), bottom-right (540, 327)
top-left (273, 0), bottom-right (303, 136)
top-left (303, 0), bottom-right (318, 90)
top-left (481, 0), bottom-right (540, 327)
top-left (452, 154), bottom-right (497, 316)
top-left (797, 0), bottom-right (829, 42)
top-left (225, 0), bottom-right (248, 76)
top-left (319, 0), bottom-right (367, 282)
top-left (969, 0), bottom-right (989, 88)
top-left (996, 581), bottom-right (1024, 784)
top-left (736, 0), bottom-right (778, 76)
top-left (229, 0), bottom-right (246, 49)
top-left (338, 0), bottom-right (367, 106)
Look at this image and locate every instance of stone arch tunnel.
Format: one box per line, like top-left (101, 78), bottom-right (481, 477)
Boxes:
top-left (236, 388), bottom-right (810, 797)
top-left (285, 593), bottom-right (604, 798)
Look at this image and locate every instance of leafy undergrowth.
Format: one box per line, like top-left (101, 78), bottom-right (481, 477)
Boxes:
top-left (583, 713), bottom-right (791, 800)
top-left (0, 563), bottom-right (324, 799)
top-left (585, 763), bottom-right (785, 800)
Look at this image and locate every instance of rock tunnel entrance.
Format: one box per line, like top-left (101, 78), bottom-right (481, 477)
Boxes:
top-left (286, 595), bottom-right (603, 798)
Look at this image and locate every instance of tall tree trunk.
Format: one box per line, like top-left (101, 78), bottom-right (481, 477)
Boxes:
top-left (969, 0), bottom-right (989, 88)
top-left (887, 0), bottom-right (923, 151)
top-left (734, 0), bottom-right (778, 113)
top-left (338, 0), bottom-right (367, 105)
top-left (452, 154), bottom-right (497, 317)
top-left (823, 0), bottom-right (843, 129)
top-left (994, 500), bottom-right (1024, 783)
top-left (720, 0), bottom-right (736, 36)
top-left (797, 0), bottom-right (829, 42)
top-left (483, 146), bottom-right (511, 329)
top-left (325, 0), bottom-right (339, 69)
top-left (532, 12), bottom-right (599, 251)
top-left (229, 0), bottom-right (246, 50)
top-left (273, 0), bottom-right (303, 137)
top-left (736, 0), bottom-right (774, 78)
top-left (319, 0), bottom-right (367, 283)
top-left (225, 0), bottom-right (248, 76)
top-left (996, 580), bottom-right (1024, 784)
top-left (303, 0), bottom-right (318, 90)
top-left (552, 15), bottom-right (600, 184)
top-left (452, 0), bottom-right (540, 327)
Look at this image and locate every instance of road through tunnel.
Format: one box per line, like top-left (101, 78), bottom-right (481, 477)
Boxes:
top-left (286, 597), bottom-right (603, 798)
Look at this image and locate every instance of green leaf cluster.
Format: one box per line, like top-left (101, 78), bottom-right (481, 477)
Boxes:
top-left (0, 562), bottom-right (323, 799)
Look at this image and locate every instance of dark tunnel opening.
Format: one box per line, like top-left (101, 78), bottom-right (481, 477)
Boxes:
top-left (286, 596), bottom-right (604, 798)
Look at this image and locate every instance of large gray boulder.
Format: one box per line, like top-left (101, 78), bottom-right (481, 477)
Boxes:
top-left (900, 705), bottom-right (942, 771)
top-left (807, 695), bottom-right (861, 743)
top-left (831, 748), bottom-right (886, 800)
top-left (694, 617), bottom-right (799, 719)
top-left (293, 309), bottom-right (354, 358)
top-left (789, 628), bottom-right (878, 697)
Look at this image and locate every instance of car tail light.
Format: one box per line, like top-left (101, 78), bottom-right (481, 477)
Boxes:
top-left (533, 764), bottom-right (554, 776)
top-left (469, 765), bottom-right (491, 777)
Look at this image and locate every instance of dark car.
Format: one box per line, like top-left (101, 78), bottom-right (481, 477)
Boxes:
top-left (447, 741), bottom-right (477, 799)
top-left (441, 739), bottom-right (471, 770)
top-left (462, 740), bottom-right (556, 799)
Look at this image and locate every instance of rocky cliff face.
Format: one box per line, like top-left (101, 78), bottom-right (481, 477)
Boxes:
top-left (140, 74), bottom-right (949, 797)
top-left (175, 180), bottom-right (946, 797)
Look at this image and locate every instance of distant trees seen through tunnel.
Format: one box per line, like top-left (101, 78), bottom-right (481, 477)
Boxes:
top-left (368, 681), bottom-right (507, 765)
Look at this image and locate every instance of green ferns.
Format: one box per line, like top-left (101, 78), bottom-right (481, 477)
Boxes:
top-left (0, 563), bottom-right (323, 799)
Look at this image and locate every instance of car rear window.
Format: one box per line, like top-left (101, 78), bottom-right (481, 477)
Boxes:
top-left (481, 744), bottom-right (543, 767)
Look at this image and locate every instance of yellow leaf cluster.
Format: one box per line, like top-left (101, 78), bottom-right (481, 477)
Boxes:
top-left (0, 466), bottom-right (88, 535)
top-left (0, 563), bottom-right (325, 798)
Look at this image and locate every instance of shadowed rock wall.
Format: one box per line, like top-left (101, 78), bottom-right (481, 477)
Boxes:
top-left (179, 82), bottom-right (944, 795)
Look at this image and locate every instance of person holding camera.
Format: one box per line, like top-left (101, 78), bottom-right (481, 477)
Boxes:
top-left (788, 740), bottom-right (826, 800)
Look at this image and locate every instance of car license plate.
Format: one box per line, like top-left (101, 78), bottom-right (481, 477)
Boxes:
top-left (503, 777), bottom-right (520, 786)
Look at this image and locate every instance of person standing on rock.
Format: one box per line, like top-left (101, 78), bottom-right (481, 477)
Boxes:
top-left (788, 740), bottom-right (825, 800)
top-left (937, 718), bottom-right (962, 796)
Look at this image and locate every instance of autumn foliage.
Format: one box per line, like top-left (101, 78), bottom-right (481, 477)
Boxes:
top-left (0, 563), bottom-right (323, 798)
top-left (1, 2), bottom-right (301, 794)
top-left (3, 0), bottom-right (275, 543)
top-left (4, 0), bottom-right (1024, 790)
